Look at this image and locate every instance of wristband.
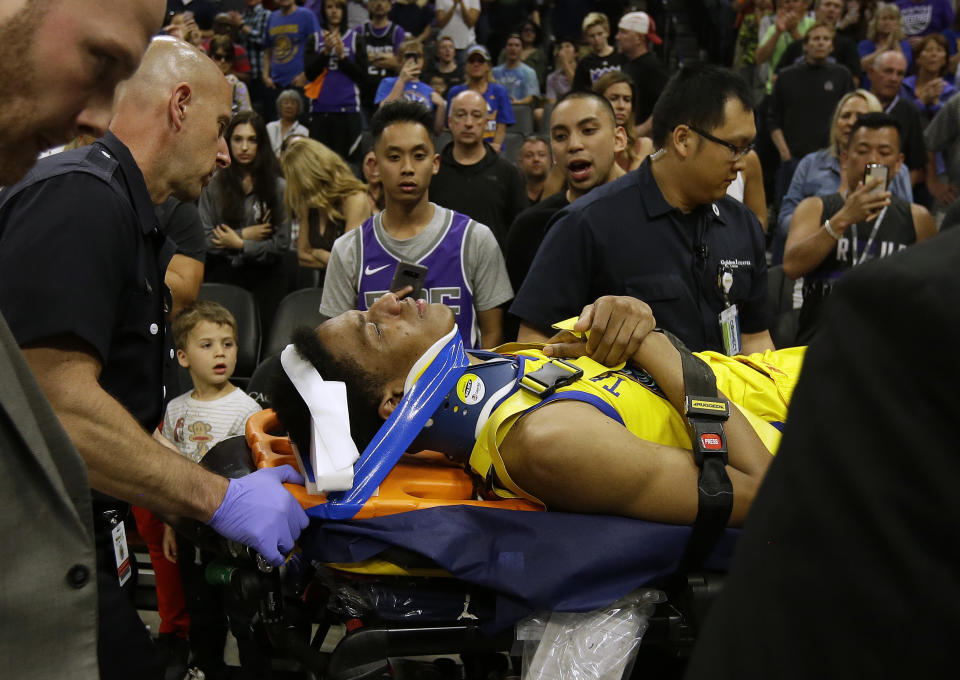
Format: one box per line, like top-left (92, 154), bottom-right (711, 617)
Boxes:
top-left (822, 219), bottom-right (841, 240)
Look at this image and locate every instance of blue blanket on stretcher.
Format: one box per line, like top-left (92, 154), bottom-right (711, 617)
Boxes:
top-left (299, 505), bottom-right (739, 628)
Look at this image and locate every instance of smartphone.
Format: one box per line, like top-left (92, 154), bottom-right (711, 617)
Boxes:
top-left (864, 163), bottom-right (889, 194)
top-left (389, 262), bottom-right (428, 300)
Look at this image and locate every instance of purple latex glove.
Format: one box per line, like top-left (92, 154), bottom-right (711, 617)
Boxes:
top-left (207, 465), bottom-right (310, 566)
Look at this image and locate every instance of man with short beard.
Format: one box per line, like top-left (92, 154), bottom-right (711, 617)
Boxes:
top-left (0, 36), bottom-right (309, 679)
top-left (0, 3), bottom-right (163, 677)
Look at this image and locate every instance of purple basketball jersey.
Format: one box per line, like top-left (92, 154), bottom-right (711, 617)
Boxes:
top-left (357, 209), bottom-right (479, 348)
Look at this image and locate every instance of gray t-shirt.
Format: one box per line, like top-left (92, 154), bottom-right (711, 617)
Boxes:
top-left (320, 204), bottom-right (513, 318)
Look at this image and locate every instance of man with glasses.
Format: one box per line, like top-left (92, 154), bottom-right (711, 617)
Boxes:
top-left (512, 64), bottom-right (774, 355)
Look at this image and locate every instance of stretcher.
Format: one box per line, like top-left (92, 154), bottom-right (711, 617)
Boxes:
top-left (187, 410), bottom-right (738, 679)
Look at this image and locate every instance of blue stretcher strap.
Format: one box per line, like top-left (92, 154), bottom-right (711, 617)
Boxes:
top-left (309, 327), bottom-right (470, 520)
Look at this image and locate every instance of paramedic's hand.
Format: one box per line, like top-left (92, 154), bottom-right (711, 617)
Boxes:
top-left (544, 296), bottom-right (656, 367)
top-left (207, 465), bottom-right (309, 566)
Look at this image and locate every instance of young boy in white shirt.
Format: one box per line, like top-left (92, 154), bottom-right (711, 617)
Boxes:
top-left (159, 300), bottom-right (263, 678)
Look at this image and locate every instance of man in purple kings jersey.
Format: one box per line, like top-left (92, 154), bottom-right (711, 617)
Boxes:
top-left (319, 100), bottom-right (514, 349)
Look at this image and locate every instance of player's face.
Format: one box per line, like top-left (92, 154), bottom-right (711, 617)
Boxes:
top-left (317, 293), bottom-right (457, 387)
top-left (685, 97), bottom-right (755, 202)
top-left (842, 125), bottom-right (903, 189)
top-left (375, 121), bottom-right (439, 207)
top-left (550, 97), bottom-right (625, 199)
top-left (178, 321), bottom-right (238, 389)
top-left (0, 0), bottom-right (164, 185)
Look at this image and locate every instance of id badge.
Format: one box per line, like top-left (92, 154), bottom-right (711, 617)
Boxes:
top-left (719, 304), bottom-right (741, 356)
top-left (112, 521), bottom-right (132, 587)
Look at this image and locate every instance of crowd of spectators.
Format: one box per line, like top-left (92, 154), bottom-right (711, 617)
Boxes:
top-left (144, 0), bottom-right (960, 370)
top-left (7, 1), bottom-right (960, 678)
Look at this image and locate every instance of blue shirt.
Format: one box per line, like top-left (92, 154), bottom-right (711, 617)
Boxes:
top-left (375, 77), bottom-right (436, 110)
top-left (266, 7), bottom-right (321, 86)
top-left (492, 62), bottom-right (540, 100)
top-left (778, 148), bottom-right (914, 233)
top-left (901, 74), bottom-right (957, 125)
top-left (447, 83), bottom-right (515, 145)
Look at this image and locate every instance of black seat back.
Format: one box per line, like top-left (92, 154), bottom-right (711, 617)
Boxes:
top-left (263, 288), bottom-right (325, 360)
top-left (197, 282), bottom-right (262, 381)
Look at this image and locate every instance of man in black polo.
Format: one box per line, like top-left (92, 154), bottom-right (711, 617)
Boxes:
top-left (512, 64), bottom-right (774, 355)
top-left (0, 37), bottom-right (308, 680)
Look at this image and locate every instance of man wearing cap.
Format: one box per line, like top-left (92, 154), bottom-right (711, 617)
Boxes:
top-left (447, 44), bottom-right (516, 152)
top-left (616, 11), bottom-right (668, 138)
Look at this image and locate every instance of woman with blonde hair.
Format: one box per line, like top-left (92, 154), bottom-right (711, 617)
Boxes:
top-left (281, 137), bottom-right (372, 284)
top-left (859, 3), bottom-right (912, 85)
top-left (776, 88), bottom-right (913, 258)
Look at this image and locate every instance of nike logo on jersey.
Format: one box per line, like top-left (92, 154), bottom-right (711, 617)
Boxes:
top-left (365, 264), bottom-right (391, 276)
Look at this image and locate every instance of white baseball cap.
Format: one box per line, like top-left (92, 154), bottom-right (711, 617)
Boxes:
top-left (618, 11), bottom-right (663, 45)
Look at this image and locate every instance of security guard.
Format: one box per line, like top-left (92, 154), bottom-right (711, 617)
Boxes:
top-left (512, 63), bottom-right (775, 356)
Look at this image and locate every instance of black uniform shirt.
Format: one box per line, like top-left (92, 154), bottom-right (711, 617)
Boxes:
top-left (0, 132), bottom-right (175, 431)
top-left (510, 157), bottom-right (770, 352)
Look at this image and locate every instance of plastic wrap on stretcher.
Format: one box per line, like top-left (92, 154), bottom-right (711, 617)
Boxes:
top-left (516, 589), bottom-right (666, 680)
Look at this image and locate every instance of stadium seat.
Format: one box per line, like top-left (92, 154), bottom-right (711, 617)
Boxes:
top-left (246, 354), bottom-right (282, 408)
top-left (766, 265), bottom-right (801, 349)
top-left (262, 288), bottom-right (325, 360)
top-left (196, 282), bottom-right (261, 385)
top-left (434, 130), bottom-right (452, 152)
top-left (502, 130), bottom-right (526, 164)
top-left (511, 104), bottom-right (535, 136)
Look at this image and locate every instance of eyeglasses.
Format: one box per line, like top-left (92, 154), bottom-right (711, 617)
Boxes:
top-left (689, 125), bottom-right (754, 161)
top-left (466, 55), bottom-right (487, 64)
top-left (212, 53), bottom-right (231, 62)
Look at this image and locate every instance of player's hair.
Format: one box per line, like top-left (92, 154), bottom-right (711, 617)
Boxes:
top-left (269, 327), bottom-right (386, 453)
top-left (370, 100), bottom-right (436, 146)
top-left (651, 63), bottom-right (755, 149)
top-left (172, 301), bottom-right (238, 350)
top-left (847, 112), bottom-right (902, 151)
